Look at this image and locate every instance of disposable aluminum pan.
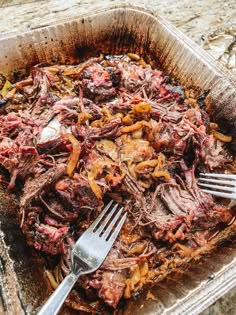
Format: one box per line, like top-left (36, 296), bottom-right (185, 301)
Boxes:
top-left (0, 5), bottom-right (236, 315)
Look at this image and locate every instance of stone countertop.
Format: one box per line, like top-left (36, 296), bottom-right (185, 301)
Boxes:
top-left (0, 0), bottom-right (235, 44)
top-left (0, 1), bottom-right (236, 315)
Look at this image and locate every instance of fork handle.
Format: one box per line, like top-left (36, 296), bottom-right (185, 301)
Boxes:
top-left (37, 272), bottom-right (80, 315)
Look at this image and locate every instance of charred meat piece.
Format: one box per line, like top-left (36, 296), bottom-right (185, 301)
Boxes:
top-left (98, 271), bottom-right (126, 308)
top-left (81, 64), bottom-right (119, 102)
top-left (55, 174), bottom-right (102, 212)
top-left (20, 163), bottom-right (66, 209)
top-left (22, 207), bottom-right (70, 255)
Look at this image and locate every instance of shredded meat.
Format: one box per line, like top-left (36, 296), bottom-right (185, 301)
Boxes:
top-left (0, 54), bottom-right (234, 312)
top-left (98, 271), bottom-right (126, 308)
top-left (201, 134), bottom-right (232, 169)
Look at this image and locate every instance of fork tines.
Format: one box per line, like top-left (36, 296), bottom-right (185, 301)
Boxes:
top-left (87, 200), bottom-right (126, 241)
top-left (198, 173), bottom-right (236, 199)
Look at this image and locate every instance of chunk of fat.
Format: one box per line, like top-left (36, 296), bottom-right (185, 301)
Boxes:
top-left (38, 117), bottom-right (71, 144)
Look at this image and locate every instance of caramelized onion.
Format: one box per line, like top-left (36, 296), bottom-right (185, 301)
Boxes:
top-left (129, 241), bottom-right (147, 255)
top-left (1, 80), bottom-right (12, 97)
top-left (130, 265), bottom-right (141, 286)
top-left (139, 58), bottom-right (150, 68)
top-left (139, 260), bottom-right (149, 277)
top-left (66, 134), bottom-right (81, 177)
top-left (15, 78), bottom-right (33, 90)
top-left (127, 53), bottom-right (141, 61)
top-left (46, 66), bottom-right (61, 74)
top-left (124, 260), bottom-right (149, 298)
top-left (135, 159), bottom-right (159, 171)
top-left (77, 112), bottom-right (92, 125)
top-left (132, 102), bottom-right (152, 114)
top-left (209, 122), bottom-right (218, 130)
top-left (101, 107), bottom-right (112, 119)
top-left (122, 114), bottom-right (133, 125)
top-left (155, 153), bottom-right (166, 170)
top-left (63, 67), bottom-right (82, 76)
top-left (227, 161), bottom-right (236, 174)
top-left (152, 170), bottom-right (171, 181)
top-left (121, 121), bottom-right (147, 133)
top-left (124, 281), bottom-right (132, 299)
top-left (88, 171), bottom-right (103, 200)
top-left (45, 270), bottom-right (59, 289)
top-left (105, 173), bottom-right (125, 187)
top-left (212, 130), bottom-right (232, 142)
top-left (124, 264), bottom-right (140, 298)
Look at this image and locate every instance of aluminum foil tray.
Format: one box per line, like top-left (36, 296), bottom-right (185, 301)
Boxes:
top-left (0, 5), bottom-right (236, 315)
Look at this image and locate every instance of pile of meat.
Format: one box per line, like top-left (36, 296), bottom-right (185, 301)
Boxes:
top-left (0, 53), bottom-right (235, 312)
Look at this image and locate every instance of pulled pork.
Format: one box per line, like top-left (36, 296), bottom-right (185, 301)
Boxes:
top-left (0, 54), bottom-right (234, 313)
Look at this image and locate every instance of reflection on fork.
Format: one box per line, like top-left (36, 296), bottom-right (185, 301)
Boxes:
top-left (198, 173), bottom-right (236, 200)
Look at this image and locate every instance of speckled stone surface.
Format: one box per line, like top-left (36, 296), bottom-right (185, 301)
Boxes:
top-left (0, 1), bottom-right (235, 314)
top-left (0, 0), bottom-right (235, 44)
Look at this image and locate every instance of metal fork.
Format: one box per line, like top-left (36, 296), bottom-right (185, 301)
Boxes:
top-left (198, 173), bottom-right (236, 199)
top-left (38, 201), bottom-right (126, 315)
